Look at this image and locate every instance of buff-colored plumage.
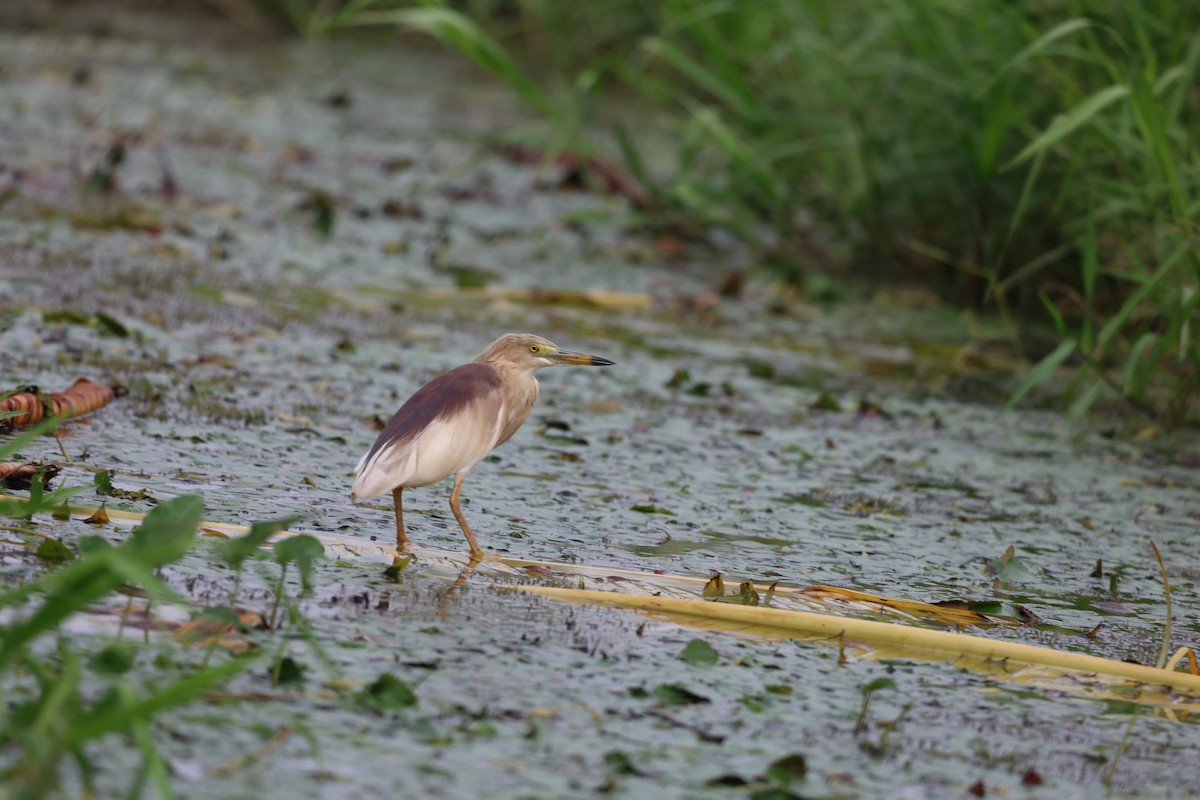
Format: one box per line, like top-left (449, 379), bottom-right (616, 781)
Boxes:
top-left (352, 333), bottom-right (614, 555)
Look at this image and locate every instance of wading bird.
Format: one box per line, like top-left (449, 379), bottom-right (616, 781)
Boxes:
top-left (351, 333), bottom-right (615, 555)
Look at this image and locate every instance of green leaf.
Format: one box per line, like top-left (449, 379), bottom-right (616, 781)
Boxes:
top-left (603, 750), bottom-right (643, 776)
top-left (359, 673), bottom-right (417, 710)
top-left (630, 504), bottom-right (673, 515)
top-left (765, 753), bottom-right (808, 786)
top-left (269, 656), bottom-right (306, 686)
top-left (273, 535), bottom-right (325, 591)
top-left (42, 308), bottom-right (93, 326)
top-left (35, 538), bottom-right (75, 562)
top-left (652, 683), bottom-right (710, 706)
top-left (810, 391), bottom-right (840, 412)
top-left (861, 677), bottom-right (896, 695)
top-left (991, 546), bottom-right (1036, 584)
top-left (130, 494), bottom-right (204, 566)
top-left (218, 516), bottom-right (298, 568)
top-left (88, 643), bottom-right (137, 674)
top-left (748, 361), bottom-right (776, 379)
top-left (94, 469), bottom-right (114, 496)
top-left (94, 311), bottom-right (129, 337)
top-left (1006, 85), bottom-right (1130, 168)
top-left (383, 555), bottom-right (412, 581)
top-left (679, 639), bottom-right (719, 665)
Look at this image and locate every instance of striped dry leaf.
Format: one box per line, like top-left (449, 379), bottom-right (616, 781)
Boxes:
top-left (0, 462), bottom-right (61, 490)
top-left (0, 378), bottom-right (119, 431)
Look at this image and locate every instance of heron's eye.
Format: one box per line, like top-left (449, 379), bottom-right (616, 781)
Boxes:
top-left (529, 344), bottom-right (540, 353)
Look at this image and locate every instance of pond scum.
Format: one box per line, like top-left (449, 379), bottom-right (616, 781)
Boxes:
top-left (3, 480), bottom-right (1199, 795)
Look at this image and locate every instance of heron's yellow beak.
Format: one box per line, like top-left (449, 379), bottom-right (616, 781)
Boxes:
top-left (549, 348), bottom-right (615, 367)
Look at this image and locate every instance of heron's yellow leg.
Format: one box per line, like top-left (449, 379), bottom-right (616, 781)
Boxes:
top-left (392, 487), bottom-right (410, 552)
top-left (449, 472), bottom-right (482, 556)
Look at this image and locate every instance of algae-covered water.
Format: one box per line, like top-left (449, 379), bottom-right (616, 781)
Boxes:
top-left (2, 6), bottom-right (1200, 799)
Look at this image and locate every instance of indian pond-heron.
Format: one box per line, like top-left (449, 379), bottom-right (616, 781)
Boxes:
top-left (351, 333), bottom-right (615, 555)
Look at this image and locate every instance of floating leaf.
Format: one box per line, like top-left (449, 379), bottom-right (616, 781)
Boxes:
top-left (270, 656), bottom-right (306, 686)
top-left (43, 308), bottom-right (94, 325)
top-left (631, 504), bottom-right (674, 515)
top-left (989, 545), bottom-right (1036, 584)
top-left (35, 538), bottom-right (74, 562)
top-left (603, 751), bottom-right (643, 776)
top-left (765, 753), bottom-right (808, 786)
top-left (652, 683), bottom-right (710, 706)
top-left (300, 188), bottom-right (336, 237)
top-left (360, 673), bottom-right (417, 710)
top-left (94, 469), bottom-right (114, 496)
top-left (94, 311), bottom-right (129, 337)
top-left (747, 361), bottom-right (776, 379)
top-left (680, 639), bottom-right (719, 665)
top-left (665, 368), bottom-right (690, 389)
top-left (702, 572), bottom-right (725, 598)
top-left (83, 502), bottom-right (110, 525)
top-left (810, 392), bottom-right (840, 412)
top-left (1014, 605), bottom-right (1043, 625)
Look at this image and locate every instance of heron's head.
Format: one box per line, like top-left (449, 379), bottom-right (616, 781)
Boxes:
top-left (475, 333), bottom-right (615, 371)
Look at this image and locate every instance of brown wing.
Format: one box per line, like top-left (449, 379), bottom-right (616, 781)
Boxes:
top-left (350, 364), bottom-right (504, 496)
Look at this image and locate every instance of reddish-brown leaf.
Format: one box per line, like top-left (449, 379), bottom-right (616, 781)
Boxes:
top-left (0, 378), bottom-right (119, 431)
top-left (0, 462), bottom-right (61, 489)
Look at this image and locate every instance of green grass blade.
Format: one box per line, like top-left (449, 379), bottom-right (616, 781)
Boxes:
top-left (1067, 378), bottom-right (1106, 420)
top-left (343, 7), bottom-right (561, 126)
top-left (1005, 339), bottom-right (1077, 413)
top-left (642, 37), bottom-right (753, 119)
top-left (1122, 333), bottom-right (1159, 398)
top-left (1006, 85), bottom-right (1130, 168)
top-left (1038, 290), bottom-right (1068, 336)
top-left (987, 18), bottom-right (1094, 87)
top-left (130, 720), bottom-right (175, 800)
top-left (1096, 246), bottom-right (1186, 352)
top-left (1081, 209), bottom-right (1097, 352)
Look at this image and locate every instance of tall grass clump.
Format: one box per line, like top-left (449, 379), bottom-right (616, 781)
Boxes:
top-left (269, 0), bottom-right (1200, 420)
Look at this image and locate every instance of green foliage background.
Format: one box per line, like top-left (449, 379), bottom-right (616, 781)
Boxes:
top-left (300, 0), bottom-right (1200, 419)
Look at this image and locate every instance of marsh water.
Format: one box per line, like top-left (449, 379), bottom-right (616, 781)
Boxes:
top-left (2, 7), bottom-right (1200, 798)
